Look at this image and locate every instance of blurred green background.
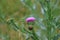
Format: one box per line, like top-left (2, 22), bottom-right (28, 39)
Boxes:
top-left (0, 0), bottom-right (60, 40)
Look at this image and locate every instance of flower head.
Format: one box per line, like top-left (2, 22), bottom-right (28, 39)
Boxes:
top-left (26, 17), bottom-right (36, 22)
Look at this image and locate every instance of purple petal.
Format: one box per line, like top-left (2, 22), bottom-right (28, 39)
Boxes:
top-left (26, 17), bottom-right (36, 22)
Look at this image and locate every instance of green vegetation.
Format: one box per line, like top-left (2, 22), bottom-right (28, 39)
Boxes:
top-left (0, 0), bottom-right (60, 40)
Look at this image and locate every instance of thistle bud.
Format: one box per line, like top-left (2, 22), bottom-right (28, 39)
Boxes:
top-left (28, 25), bottom-right (33, 30)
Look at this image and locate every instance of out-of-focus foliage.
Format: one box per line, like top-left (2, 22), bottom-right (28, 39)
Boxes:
top-left (0, 0), bottom-right (60, 40)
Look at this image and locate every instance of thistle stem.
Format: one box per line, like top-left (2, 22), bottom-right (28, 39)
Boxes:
top-left (32, 28), bottom-right (39, 40)
top-left (46, 0), bottom-right (52, 40)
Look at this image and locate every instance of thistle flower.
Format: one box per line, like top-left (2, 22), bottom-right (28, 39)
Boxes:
top-left (26, 17), bottom-right (36, 23)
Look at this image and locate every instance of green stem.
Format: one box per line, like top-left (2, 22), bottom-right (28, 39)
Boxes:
top-left (47, 23), bottom-right (51, 40)
top-left (46, 0), bottom-right (52, 40)
top-left (32, 29), bottom-right (39, 40)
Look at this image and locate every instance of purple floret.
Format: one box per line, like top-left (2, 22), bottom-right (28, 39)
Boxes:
top-left (26, 17), bottom-right (36, 22)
